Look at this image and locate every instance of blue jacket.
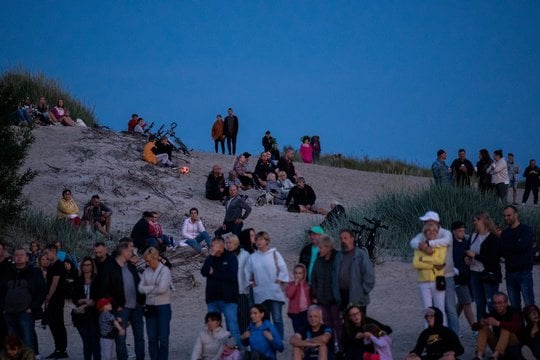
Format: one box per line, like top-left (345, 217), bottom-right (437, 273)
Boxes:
top-left (201, 251), bottom-right (239, 303)
top-left (244, 320), bottom-right (284, 359)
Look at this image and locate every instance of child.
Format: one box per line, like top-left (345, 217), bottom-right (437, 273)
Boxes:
top-left (285, 264), bottom-right (311, 333)
top-left (0, 335), bottom-right (34, 360)
top-left (299, 136), bottom-right (313, 164)
top-left (133, 118), bottom-right (146, 135)
top-left (363, 323), bottom-right (393, 360)
top-left (220, 336), bottom-right (241, 360)
top-left (97, 298), bottom-right (125, 360)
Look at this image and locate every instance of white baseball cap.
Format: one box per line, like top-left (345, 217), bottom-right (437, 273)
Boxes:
top-left (419, 211), bottom-right (440, 223)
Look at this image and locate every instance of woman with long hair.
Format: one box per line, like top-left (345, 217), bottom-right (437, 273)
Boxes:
top-left (466, 212), bottom-right (501, 323)
top-left (71, 256), bottom-right (100, 360)
top-left (241, 304), bottom-right (283, 359)
top-left (51, 99), bottom-right (75, 126)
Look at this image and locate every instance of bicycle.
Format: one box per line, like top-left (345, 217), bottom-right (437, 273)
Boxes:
top-left (349, 217), bottom-right (388, 262)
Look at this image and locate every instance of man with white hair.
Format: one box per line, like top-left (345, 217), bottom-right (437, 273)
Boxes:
top-left (410, 211), bottom-right (459, 334)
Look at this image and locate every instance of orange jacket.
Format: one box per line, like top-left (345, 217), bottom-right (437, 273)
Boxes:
top-left (211, 119), bottom-right (224, 140)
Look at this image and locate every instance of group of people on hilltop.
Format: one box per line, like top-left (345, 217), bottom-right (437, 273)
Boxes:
top-left (10, 96), bottom-right (84, 127)
top-left (407, 207), bottom-right (538, 360)
top-left (191, 224), bottom-right (385, 360)
top-left (204, 146), bottom-right (328, 214)
top-left (261, 131), bottom-right (322, 165)
top-left (432, 148), bottom-right (540, 206)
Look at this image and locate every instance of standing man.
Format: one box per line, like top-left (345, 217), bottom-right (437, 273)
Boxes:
top-left (522, 159), bottom-right (539, 205)
top-left (450, 149), bottom-right (474, 187)
top-left (335, 230), bottom-right (375, 313)
top-left (2, 248), bottom-right (46, 354)
top-left (93, 242), bottom-right (112, 299)
top-left (223, 107), bottom-right (239, 156)
top-left (214, 185), bottom-right (251, 238)
top-left (43, 243), bottom-right (68, 359)
top-left (500, 205), bottom-right (535, 309)
top-left (488, 149), bottom-right (509, 202)
top-left (410, 211), bottom-right (459, 334)
top-left (100, 240), bottom-right (145, 360)
top-left (201, 237), bottom-right (240, 345)
top-left (506, 153), bottom-right (520, 205)
top-left (298, 226), bottom-right (324, 283)
top-left (432, 149), bottom-right (452, 185)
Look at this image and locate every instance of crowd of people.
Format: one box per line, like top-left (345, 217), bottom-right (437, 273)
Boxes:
top-left (432, 148), bottom-right (539, 206)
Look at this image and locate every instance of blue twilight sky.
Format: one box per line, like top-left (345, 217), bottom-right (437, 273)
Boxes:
top-left (2, 1), bottom-right (539, 166)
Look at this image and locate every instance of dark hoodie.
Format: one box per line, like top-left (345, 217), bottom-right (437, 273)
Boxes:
top-left (311, 249), bottom-right (338, 305)
top-left (1, 263), bottom-right (46, 315)
top-left (410, 307), bottom-right (464, 360)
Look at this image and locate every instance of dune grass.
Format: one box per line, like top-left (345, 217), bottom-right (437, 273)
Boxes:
top-left (324, 184), bottom-right (540, 259)
top-left (0, 67), bottom-right (98, 127)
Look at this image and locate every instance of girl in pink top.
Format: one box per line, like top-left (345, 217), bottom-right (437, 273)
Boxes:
top-left (285, 263), bottom-right (311, 333)
top-left (299, 136), bottom-right (313, 164)
top-left (363, 323), bottom-right (393, 360)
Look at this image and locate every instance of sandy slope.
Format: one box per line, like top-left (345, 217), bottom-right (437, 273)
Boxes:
top-left (22, 126), bottom-right (538, 359)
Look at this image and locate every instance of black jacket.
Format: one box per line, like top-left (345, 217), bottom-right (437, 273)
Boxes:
top-left (500, 223), bottom-right (535, 272)
top-left (201, 252), bottom-right (239, 303)
top-left (71, 275), bottom-right (99, 322)
top-left (205, 172), bottom-right (225, 200)
top-left (131, 217), bottom-right (150, 249)
top-left (286, 185), bottom-right (316, 207)
top-left (100, 259), bottom-right (145, 308)
top-left (0, 264), bottom-right (46, 315)
top-left (472, 232), bottom-right (501, 282)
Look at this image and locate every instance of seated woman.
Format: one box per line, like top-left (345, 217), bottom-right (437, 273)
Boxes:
top-left (56, 189), bottom-right (81, 226)
top-left (241, 304), bottom-right (284, 360)
top-left (406, 307), bottom-right (463, 360)
top-left (181, 208), bottom-right (211, 252)
top-left (133, 117), bottom-right (146, 135)
top-left (341, 303), bottom-right (393, 360)
top-left (277, 170), bottom-right (294, 197)
top-left (265, 173), bottom-right (287, 205)
top-left (0, 335), bottom-right (34, 360)
top-left (233, 152), bottom-right (258, 189)
top-left (290, 305), bottom-right (332, 360)
top-left (521, 304), bottom-right (540, 360)
top-left (51, 99), bottom-right (75, 126)
top-left (191, 312), bottom-right (230, 360)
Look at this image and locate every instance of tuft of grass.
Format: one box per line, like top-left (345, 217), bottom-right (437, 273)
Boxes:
top-left (6, 209), bottom-right (108, 259)
top-left (325, 185), bottom-right (540, 259)
top-left (0, 67), bottom-right (98, 127)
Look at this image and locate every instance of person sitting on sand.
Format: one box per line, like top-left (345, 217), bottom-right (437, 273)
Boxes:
top-left (57, 189), bottom-right (81, 225)
top-left (285, 177), bottom-right (326, 214)
top-left (269, 143), bottom-right (280, 166)
top-left (51, 99), bottom-right (75, 126)
top-left (321, 200), bottom-right (346, 229)
top-left (265, 173), bottom-right (287, 205)
top-left (35, 96), bottom-right (57, 125)
top-left (191, 312), bottom-right (230, 360)
top-left (130, 211), bottom-right (151, 251)
top-left (155, 136), bottom-right (174, 161)
top-left (0, 335), bottom-right (34, 360)
top-left (205, 165), bottom-right (226, 201)
top-left (83, 194), bottom-right (113, 238)
top-left (290, 305), bottom-right (333, 360)
top-left (12, 97), bottom-right (35, 127)
top-left (299, 136), bottom-right (313, 164)
top-left (233, 152), bottom-right (259, 189)
top-left (224, 170), bottom-right (247, 193)
top-left (133, 117), bottom-right (146, 135)
top-left (406, 307), bottom-right (463, 360)
top-left (181, 208), bottom-right (211, 252)
top-left (254, 151), bottom-right (276, 189)
top-left (277, 171), bottom-right (295, 197)
top-left (127, 113), bottom-right (139, 133)
top-left (277, 147), bottom-right (298, 183)
top-left (142, 135), bottom-right (173, 167)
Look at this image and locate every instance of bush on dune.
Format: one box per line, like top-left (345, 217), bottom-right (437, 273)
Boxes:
top-left (0, 67), bottom-right (98, 127)
top-left (325, 185), bottom-right (540, 259)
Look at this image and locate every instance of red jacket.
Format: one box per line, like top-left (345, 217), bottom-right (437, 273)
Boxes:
top-left (285, 281), bottom-right (311, 314)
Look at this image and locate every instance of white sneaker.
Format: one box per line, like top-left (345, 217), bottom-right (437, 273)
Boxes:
top-left (522, 345), bottom-right (536, 360)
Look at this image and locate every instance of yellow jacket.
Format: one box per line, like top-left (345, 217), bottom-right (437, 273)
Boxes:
top-left (142, 141), bottom-right (157, 164)
top-left (412, 247), bottom-right (447, 282)
top-left (57, 198), bottom-right (79, 219)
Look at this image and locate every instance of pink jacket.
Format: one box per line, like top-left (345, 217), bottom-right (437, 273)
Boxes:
top-left (299, 143), bottom-right (313, 163)
top-left (285, 281), bottom-right (311, 314)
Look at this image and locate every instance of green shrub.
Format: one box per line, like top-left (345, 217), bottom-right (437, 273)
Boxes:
top-left (326, 185), bottom-right (540, 259)
top-left (0, 67), bottom-right (98, 127)
top-left (317, 154), bottom-right (431, 177)
top-left (7, 209), bottom-right (105, 258)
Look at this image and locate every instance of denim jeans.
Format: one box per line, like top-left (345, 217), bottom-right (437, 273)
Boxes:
top-left (470, 271), bottom-right (499, 322)
top-left (145, 304), bottom-right (171, 360)
top-left (444, 276), bottom-right (460, 335)
top-left (76, 317), bottom-right (101, 360)
top-left (207, 301), bottom-right (241, 346)
top-left (505, 270), bottom-right (535, 310)
top-left (185, 231), bottom-right (211, 252)
top-left (262, 300), bottom-right (285, 341)
top-left (5, 311), bottom-right (35, 352)
top-left (115, 306), bottom-right (145, 360)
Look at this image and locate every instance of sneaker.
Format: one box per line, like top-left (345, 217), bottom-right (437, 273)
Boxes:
top-left (522, 345), bottom-right (536, 360)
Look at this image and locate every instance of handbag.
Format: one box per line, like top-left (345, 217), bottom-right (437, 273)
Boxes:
top-left (435, 276), bottom-right (446, 291)
top-left (479, 270), bottom-right (499, 284)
